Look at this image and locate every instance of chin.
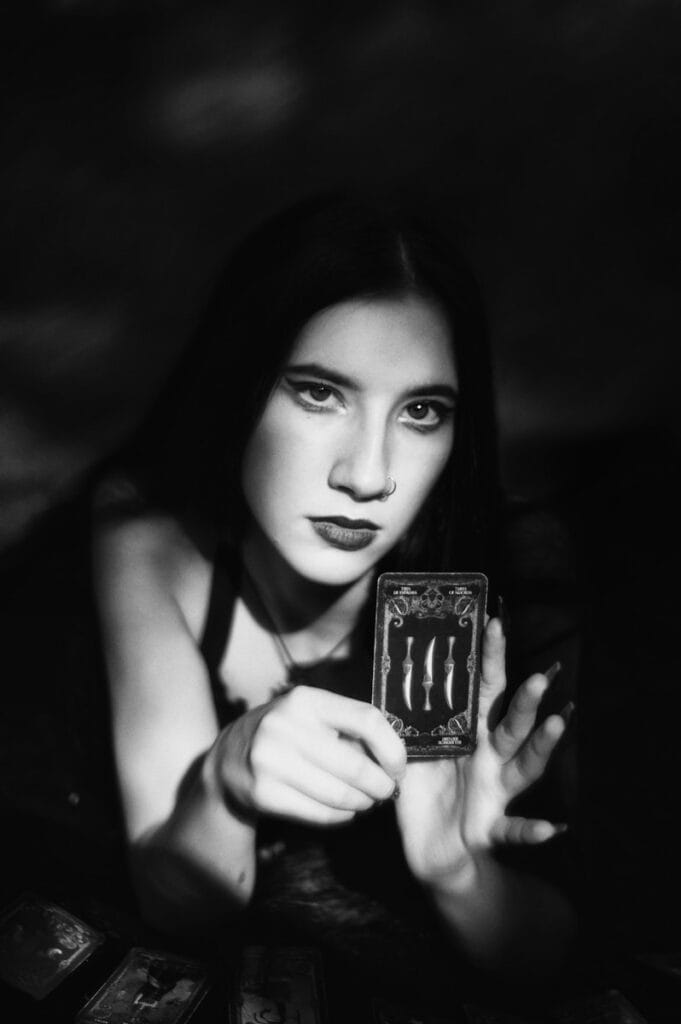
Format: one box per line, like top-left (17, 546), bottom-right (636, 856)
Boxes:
top-left (290, 548), bottom-right (380, 588)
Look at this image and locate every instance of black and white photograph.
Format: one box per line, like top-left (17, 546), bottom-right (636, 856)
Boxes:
top-left (1, 2), bottom-right (680, 1021)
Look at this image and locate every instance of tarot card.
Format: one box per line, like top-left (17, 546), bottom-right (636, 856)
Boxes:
top-left (76, 947), bottom-right (209, 1024)
top-left (550, 988), bottom-right (648, 1023)
top-left (232, 946), bottom-right (325, 1024)
top-left (372, 572), bottom-right (487, 758)
top-left (0, 892), bottom-right (105, 1000)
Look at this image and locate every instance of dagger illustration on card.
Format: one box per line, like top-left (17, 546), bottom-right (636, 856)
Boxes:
top-left (422, 636), bottom-right (436, 711)
top-left (444, 635), bottom-right (455, 710)
top-left (402, 636), bottom-right (414, 711)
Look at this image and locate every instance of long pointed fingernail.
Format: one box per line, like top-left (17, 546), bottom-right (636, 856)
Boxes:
top-left (544, 661), bottom-right (562, 683)
top-left (560, 700), bottom-right (575, 722)
top-left (497, 593), bottom-right (510, 635)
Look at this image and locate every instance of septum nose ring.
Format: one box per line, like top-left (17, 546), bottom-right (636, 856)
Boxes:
top-left (379, 476), bottom-right (397, 502)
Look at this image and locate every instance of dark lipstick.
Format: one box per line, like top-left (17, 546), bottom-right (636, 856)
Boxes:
top-left (308, 516), bottom-right (380, 551)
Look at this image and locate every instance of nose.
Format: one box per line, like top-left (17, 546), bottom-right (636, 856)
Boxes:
top-left (328, 416), bottom-right (390, 502)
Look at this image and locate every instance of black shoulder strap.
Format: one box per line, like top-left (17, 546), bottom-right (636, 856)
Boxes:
top-left (199, 544), bottom-right (242, 674)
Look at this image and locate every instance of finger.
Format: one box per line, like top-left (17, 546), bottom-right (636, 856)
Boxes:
top-left (252, 776), bottom-right (358, 826)
top-left (274, 730), bottom-right (396, 803)
top-left (491, 816), bottom-right (568, 845)
top-left (309, 733), bottom-right (397, 801)
top-left (298, 688), bottom-right (407, 780)
top-left (502, 713), bottom-right (566, 795)
top-left (270, 748), bottom-right (378, 812)
top-left (491, 673), bottom-right (548, 761)
top-left (478, 617), bottom-right (506, 727)
top-left (256, 699), bottom-right (398, 801)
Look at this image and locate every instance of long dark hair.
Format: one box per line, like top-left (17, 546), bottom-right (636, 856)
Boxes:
top-left (122, 192), bottom-right (499, 578)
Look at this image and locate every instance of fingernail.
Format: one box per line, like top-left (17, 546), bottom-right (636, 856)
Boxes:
top-left (560, 700), bottom-right (575, 722)
top-left (392, 783), bottom-right (401, 801)
top-left (544, 661), bottom-right (562, 683)
top-left (497, 593), bottom-right (510, 634)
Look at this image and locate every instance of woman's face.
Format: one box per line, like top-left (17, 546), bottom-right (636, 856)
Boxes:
top-left (241, 294), bottom-right (458, 586)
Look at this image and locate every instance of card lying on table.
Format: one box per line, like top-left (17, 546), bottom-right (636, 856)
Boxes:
top-left (76, 947), bottom-right (209, 1024)
top-left (372, 572), bottom-right (487, 758)
top-left (0, 892), bottom-right (105, 1000)
top-left (232, 946), bottom-right (325, 1024)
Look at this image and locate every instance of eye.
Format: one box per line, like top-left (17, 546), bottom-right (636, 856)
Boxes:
top-left (406, 402), bottom-right (431, 420)
top-left (284, 378), bottom-right (344, 412)
top-left (306, 384), bottom-right (333, 403)
top-left (399, 400), bottom-right (453, 430)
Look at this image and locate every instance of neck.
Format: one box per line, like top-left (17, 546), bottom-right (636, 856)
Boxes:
top-left (240, 524), bottom-right (374, 655)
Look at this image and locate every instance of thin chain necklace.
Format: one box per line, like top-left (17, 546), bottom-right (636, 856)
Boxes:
top-left (241, 563), bottom-right (357, 687)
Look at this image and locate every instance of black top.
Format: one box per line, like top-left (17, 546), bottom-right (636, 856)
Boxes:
top-left (198, 542), bottom-right (378, 715)
top-left (199, 543), bottom-right (248, 724)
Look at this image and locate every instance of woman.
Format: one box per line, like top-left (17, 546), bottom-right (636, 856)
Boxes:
top-left (93, 194), bottom-right (575, 987)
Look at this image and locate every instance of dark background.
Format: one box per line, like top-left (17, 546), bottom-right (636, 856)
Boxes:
top-left (1, 0), bottom-right (680, 1012)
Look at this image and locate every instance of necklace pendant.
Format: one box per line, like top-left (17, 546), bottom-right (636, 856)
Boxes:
top-left (287, 665), bottom-right (315, 689)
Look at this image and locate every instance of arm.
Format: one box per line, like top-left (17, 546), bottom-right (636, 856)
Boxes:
top-left (395, 619), bottom-right (577, 981)
top-left (93, 515), bottom-right (258, 933)
top-left (93, 516), bottom-right (407, 935)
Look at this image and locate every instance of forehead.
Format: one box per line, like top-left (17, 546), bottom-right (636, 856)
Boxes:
top-left (289, 295), bottom-right (457, 387)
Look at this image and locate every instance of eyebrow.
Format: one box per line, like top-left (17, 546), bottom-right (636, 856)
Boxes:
top-left (283, 361), bottom-right (459, 402)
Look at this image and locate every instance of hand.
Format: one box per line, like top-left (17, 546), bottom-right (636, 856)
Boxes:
top-left (395, 618), bottom-right (569, 889)
top-left (210, 685), bottom-right (407, 826)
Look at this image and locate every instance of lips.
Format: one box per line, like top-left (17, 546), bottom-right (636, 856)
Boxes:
top-left (308, 516), bottom-right (380, 551)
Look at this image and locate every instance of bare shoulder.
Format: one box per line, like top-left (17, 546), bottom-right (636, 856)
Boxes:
top-left (93, 512), bottom-right (215, 641)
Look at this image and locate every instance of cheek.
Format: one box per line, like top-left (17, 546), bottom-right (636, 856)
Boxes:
top-left (393, 434), bottom-right (450, 524)
top-left (241, 420), bottom-right (285, 515)
top-left (402, 432), bottom-right (453, 502)
top-left (241, 411), bottom-right (320, 512)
